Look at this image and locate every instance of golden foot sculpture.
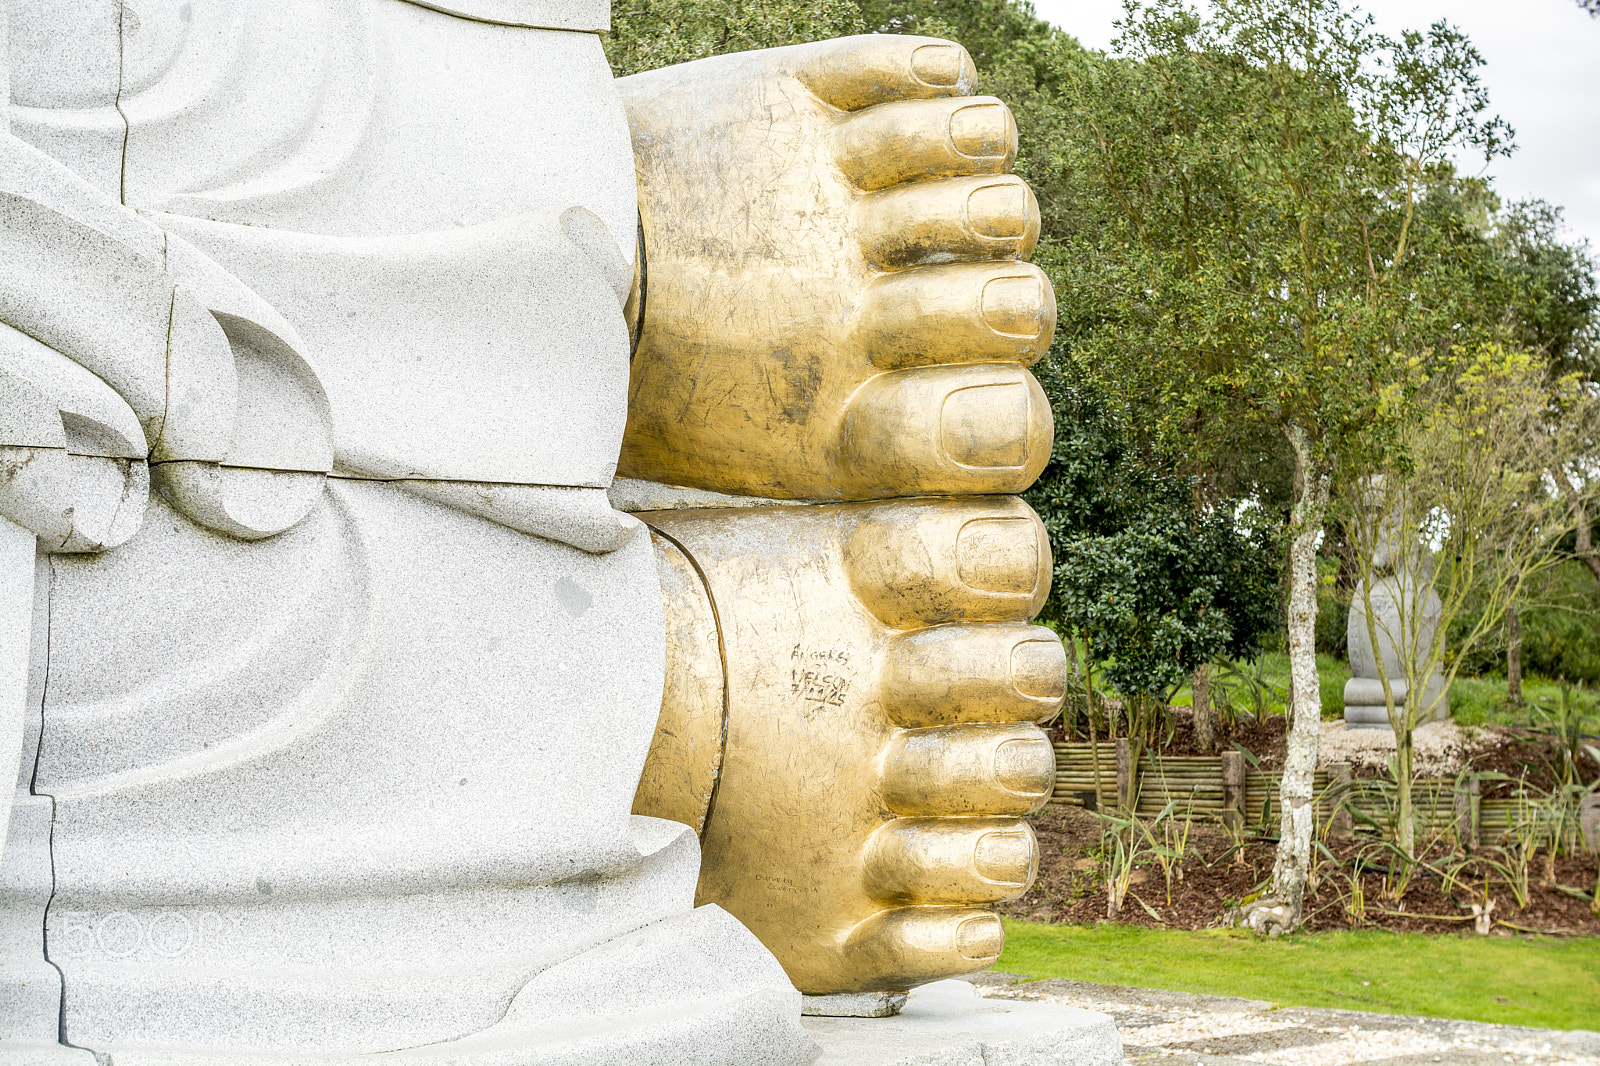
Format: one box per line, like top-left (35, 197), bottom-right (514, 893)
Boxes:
top-left (635, 498), bottom-right (1063, 994)
top-left (620, 35), bottom-right (1064, 997)
top-left (618, 33), bottom-right (1055, 501)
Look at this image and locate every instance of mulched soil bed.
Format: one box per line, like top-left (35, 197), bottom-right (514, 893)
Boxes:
top-left (1026, 708), bottom-right (1600, 936)
top-left (1004, 803), bottom-right (1600, 936)
top-left (1463, 726), bottom-right (1596, 797)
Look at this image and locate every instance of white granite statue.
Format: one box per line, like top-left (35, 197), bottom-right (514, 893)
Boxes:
top-left (0, 2), bottom-right (1115, 1063)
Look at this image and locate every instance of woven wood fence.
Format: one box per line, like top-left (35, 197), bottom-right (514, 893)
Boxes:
top-left (1051, 740), bottom-right (1598, 851)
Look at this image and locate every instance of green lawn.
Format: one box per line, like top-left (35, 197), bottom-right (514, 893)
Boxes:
top-left (1053, 630), bottom-right (1574, 732)
top-left (997, 920), bottom-right (1600, 1030)
top-left (1190, 650), bottom-right (1569, 730)
top-left (1448, 673), bottom-right (1572, 729)
top-left (1167, 652), bottom-right (1351, 719)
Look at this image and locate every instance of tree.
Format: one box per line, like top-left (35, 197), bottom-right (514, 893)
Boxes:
top-left (1489, 201), bottom-right (1600, 593)
top-left (1343, 347), bottom-right (1597, 870)
top-left (1493, 201), bottom-right (1600, 387)
top-left (1023, 0), bottom-right (1512, 930)
top-left (1028, 371), bottom-right (1280, 767)
top-left (605, 0), bottom-right (864, 76)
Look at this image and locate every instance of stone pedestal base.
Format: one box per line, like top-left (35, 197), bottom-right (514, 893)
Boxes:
top-left (0, 1043), bottom-right (98, 1066)
top-left (804, 980), bottom-right (1124, 1066)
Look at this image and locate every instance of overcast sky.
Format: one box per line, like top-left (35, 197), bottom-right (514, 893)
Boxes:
top-left (1026, 0), bottom-right (1600, 254)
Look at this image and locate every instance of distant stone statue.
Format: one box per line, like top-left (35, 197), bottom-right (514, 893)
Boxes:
top-left (0, 1), bottom-right (1084, 1061)
top-left (1344, 489), bottom-right (1450, 730)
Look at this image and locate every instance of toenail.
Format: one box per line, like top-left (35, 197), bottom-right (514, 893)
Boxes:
top-left (956, 517), bottom-right (1038, 593)
top-left (950, 103), bottom-right (1007, 157)
top-left (980, 275), bottom-right (1044, 336)
top-left (911, 44), bottom-right (964, 87)
top-left (994, 738), bottom-right (1054, 794)
top-left (967, 183), bottom-right (1028, 239)
top-left (955, 914), bottom-right (1004, 959)
top-left (973, 830), bottom-right (1033, 883)
top-left (941, 384), bottom-right (1030, 467)
top-left (1010, 639), bottom-right (1067, 699)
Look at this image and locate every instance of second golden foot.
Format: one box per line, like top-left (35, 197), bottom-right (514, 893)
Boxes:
top-left (633, 496), bottom-right (1064, 994)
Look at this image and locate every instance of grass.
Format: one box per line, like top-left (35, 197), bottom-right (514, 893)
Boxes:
top-left (1449, 673), bottom-right (1572, 730)
top-left (997, 920), bottom-right (1600, 1030)
top-left (1056, 628), bottom-right (1569, 733)
top-left (1225, 651), bottom-right (1351, 719)
top-left (1201, 650), bottom-right (1567, 731)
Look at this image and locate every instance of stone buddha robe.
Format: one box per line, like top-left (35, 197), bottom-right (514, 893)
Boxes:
top-left (0, 0), bottom-right (814, 1060)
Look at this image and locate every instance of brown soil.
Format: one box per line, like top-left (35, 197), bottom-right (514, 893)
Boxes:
top-left (1004, 804), bottom-right (1600, 936)
top-left (1462, 724), bottom-right (1597, 797)
top-left (1028, 708), bottom-right (1599, 936)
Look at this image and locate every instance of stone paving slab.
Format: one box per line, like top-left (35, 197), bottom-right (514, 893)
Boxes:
top-left (805, 979), bottom-right (1122, 1065)
top-left (967, 973), bottom-right (1600, 1066)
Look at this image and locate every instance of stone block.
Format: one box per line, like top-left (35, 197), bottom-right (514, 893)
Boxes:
top-left (396, 0), bottom-right (611, 31)
top-left (162, 208), bottom-right (632, 491)
top-left (804, 979), bottom-right (1123, 1065)
top-left (804, 991), bottom-right (909, 1018)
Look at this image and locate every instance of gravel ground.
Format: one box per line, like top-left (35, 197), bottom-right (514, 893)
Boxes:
top-left (1315, 720), bottom-right (1481, 776)
top-left (967, 973), bottom-right (1600, 1065)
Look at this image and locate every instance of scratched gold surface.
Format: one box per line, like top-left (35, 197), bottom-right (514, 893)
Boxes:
top-left (616, 34), bottom-right (1054, 501)
top-left (637, 499), bottom-right (1062, 994)
top-left (619, 35), bottom-right (1066, 996)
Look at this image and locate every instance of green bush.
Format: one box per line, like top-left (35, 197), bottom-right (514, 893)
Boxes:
top-left (1315, 555), bottom-right (1350, 659)
top-left (1448, 560), bottom-right (1600, 684)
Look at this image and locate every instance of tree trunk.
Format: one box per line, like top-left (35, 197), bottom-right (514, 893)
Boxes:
top-left (1083, 635), bottom-right (1105, 811)
top-left (1064, 634), bottom-right (1085, 737)
top-left (1192, 662), bottom-right (1216, 752)
top-left (1552, 464), bottom-right (1600, 589)
top-left (1266, 423), bottom-right (1329, 931)
top-left (1395, 725), bottom-right (1415, 868)
top-left (1506, 604), bottom-right (1523, 708)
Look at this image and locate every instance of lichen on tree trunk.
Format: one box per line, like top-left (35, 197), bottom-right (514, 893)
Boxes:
top-left (1261, 423), bottom-right (1329, 932)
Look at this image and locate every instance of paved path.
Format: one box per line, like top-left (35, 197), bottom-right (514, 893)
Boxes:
top-left (968, 973), bottom-right (1600, 1065)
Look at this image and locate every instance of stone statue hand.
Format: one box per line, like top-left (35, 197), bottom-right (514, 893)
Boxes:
top-left (0, 136), bottom-right (332, 551)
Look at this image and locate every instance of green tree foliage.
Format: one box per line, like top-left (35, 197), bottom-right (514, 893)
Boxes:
top-left (1492, 200), bottom-right (1600, 385)
top-left (1035, 1), bottom-right (1511, 477)
top-left (1026, 370), bottom-right (1281, 724)
top-left (605, 0), bottom-right (864, 76)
